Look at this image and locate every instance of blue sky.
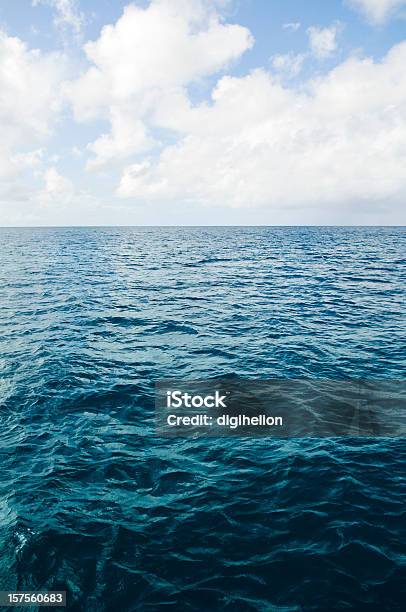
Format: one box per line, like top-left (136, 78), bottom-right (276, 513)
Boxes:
top-left (2, 1), bottom-right (405, 63)
top-left (0, 0), bottom-right (405, 225)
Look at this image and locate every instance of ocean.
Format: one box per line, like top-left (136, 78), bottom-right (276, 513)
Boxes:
top-left (0, 226), bottom-right (405, 610)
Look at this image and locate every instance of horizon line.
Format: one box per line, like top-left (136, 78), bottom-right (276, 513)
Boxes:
top-left (0, 224), bottom-right (405, 229)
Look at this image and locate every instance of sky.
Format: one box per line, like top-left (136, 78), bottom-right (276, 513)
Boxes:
top-left (0, 0), bottom-right (406, 226)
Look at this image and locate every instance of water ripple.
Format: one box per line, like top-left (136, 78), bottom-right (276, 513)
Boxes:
top-left (0, 227), bottom-right (405, 611)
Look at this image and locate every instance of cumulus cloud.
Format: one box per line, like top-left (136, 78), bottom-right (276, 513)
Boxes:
top-left (86, 110), bottom-right (153, 170)
top-left (65, 0), bottom-right (253, 168)
top-left (41, 167), bottom-right (74, 198)
top-left (0, 32), bottom-right (64, 144)
top-left (32, 0), bottom-right (84, 36)
top-left (1, 166), bottom-right (95, 225)
top-left (0, 30), bottom-right (66, 194)
top-left (116, 42), bottom-right (406, 215)
top-left (307, 24), bottom-right (340, 59)
top-left (347, 0), bottom-right (406, 24)
top-left (3, 0), bottom-right (406, 224)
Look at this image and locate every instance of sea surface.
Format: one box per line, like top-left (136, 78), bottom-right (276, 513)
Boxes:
top-left (0, 226), bottom-right (405, 611)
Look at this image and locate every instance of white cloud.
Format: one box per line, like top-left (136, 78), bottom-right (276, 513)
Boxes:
top-left (86, 109), bottom-right (153, 171)
top-left (271, 52), bottom-right (305, 78)
top-left (347, 0), bottom-right (406, 23)
top-left (2, 1), bottom-right (405, 224)
top-left (116, 42), bottom-right (406, 216)
top-left (307, 24), bottom-right (340, 59)
top-left (32, 0), bottom-right (84, 36)
top-left (1, 166), bottom-right (96, 225)
top-left (0, 148), bottom-right (44, 182)
top-left (40, 167), bottom-right (74, 201)
top-left (0, 30), bottom-right (65, 193)
top-left (283, 22), bottom-right (301, 31)
top-left (65, 0), bottom-right (253, 168)
top-left (0, 32), bottom-right (65, 145)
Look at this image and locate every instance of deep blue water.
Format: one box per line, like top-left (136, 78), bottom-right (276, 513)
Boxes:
top-left (0, 226), bottom-right (405, 611)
